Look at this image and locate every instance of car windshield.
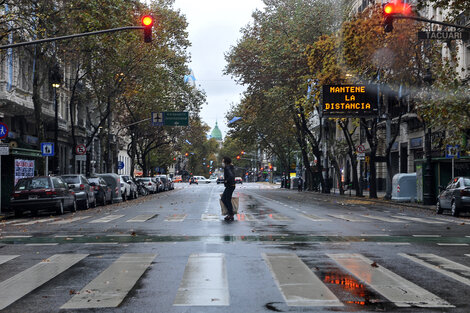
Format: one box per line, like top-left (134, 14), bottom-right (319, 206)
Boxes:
top-left (88, 178), bottom-right (100, 184)
top-left (15, 177), bottom-right (51, 190)
top-left (464, 178), bottom-right (470, 187)
top-left (62, 176), bottom-right (80, 184)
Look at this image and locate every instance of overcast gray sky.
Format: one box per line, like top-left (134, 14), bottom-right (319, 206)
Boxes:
top-left (172, 0), bottom-right (265, 138)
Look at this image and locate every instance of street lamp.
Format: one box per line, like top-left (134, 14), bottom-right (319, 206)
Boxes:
top-left (50, 64), bottom-right (62, 174)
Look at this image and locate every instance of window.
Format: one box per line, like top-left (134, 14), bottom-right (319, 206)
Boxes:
top-left (463, 178), bottom-right (470, 187)
top-left (52, 177), bottom-right (63, 188)
top-left (62, 176), bottom-right (80, 184)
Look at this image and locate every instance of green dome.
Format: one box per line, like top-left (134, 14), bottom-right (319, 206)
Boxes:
top-left (210, 122), bottom-right (223, 141)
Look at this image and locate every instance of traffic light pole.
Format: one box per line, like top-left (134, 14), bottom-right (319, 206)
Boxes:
top-left (394, 15), bottom-right (470, 31)
top-left (0, 26), bottom-right (145, 50)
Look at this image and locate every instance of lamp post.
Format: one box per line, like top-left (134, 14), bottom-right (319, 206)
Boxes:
top-left (50, 64), bottom-right (61, 175)
top-left (423, 69), bottom-right (435, 205)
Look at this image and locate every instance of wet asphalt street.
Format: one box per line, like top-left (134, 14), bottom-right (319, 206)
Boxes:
top-left (1, 182), bottom-right (470, 313)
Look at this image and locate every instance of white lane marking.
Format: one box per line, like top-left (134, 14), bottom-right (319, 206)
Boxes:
top-left (361, 215), bottom-right (406, 223)
top-left (61, 253), bottom-right (156, 309)
top-left (263, 253), bottom-right (342, 307)
top-left (85, 242), bottom-right (119, 245)
top-left (432, 217), bottom-right (466, 224)
top-left (15, 218), bottom-right (56, 226)
top-left (0, 219), bottom-right (29, 225)
top-left (0, 255), bottom-right (19, 265)
top-left (201, 214), bottom-right (219, 221)
top-left (328, 214), bottom-right (370, 222)
top-left (1, 235), bottom-right (32, 238)
top-left (413, 235), bottom-right (442, 237)
top-left (466, 254), bottom-right (470, 258)
top-left (300, 213), bottom-right (331, 222)
top-left (437, 243), bottom-right (469, 246)
top-left (270, 214), bottom-right (292, 221)
top-left (400, 253), bottom-right (470, 287)
top-left (174, 253), bottom-right (229, 306)
top-left (377, 242), bottom-right (411, 245)
top-left (88, 215), bottom-right (124, 223)
top-left (126, 214), bottom-right (157, 223)
top-left (54, 235), bottom-right (84, 238)
top-left (165, 214), bottom-right (187, 222)
top-left (392, 216), bottom-right (445, 224)
top-left (50, 216), bottom-right (91, 225)
top-left (361, 234), bottom-right (390, 237)
top-left (25, 243), bottom-right (58, 246)
top-left (328, 253), bottom-right (453, 308)
top-left (106, 234), bottom-right (132, 237)
top-left (235, 214), bottom-right (257, 222)
top-left (0, 254), bottom-right (88, 310)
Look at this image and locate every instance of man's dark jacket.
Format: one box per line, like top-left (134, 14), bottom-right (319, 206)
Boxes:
top-left (224, 164), bottom-right (235, 187)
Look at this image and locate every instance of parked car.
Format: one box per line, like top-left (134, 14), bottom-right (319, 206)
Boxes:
top-left (136, 179), bottom-right (150, 196)
top-left (436, 176), bottom-right (470, 217)
top-left (168, 177), bottom-right (175, 190)
top-left (136, 177), bottom-right (157, 194)
top-left (173, 176), bottom-right (183, 183)
top-left (217, 176), bottom-right (224, 184)
top-left (153, 177), bottom-right (164, 192)
top-left (157, 175), bottom-right (170, 191)
top-left (96, 173), bottom-right (122, 203)
top-left (189, 177), bottom-right (198, 185)
top-left (119, 175), bottom-right (137, 200)
top-left (10, 176), bottom-right (77, 217)
top-left (235, 177), bottom-right (243, 184)
top-left (87, 176), bottom-right (112, 206)
top-left (61, 174), bottom-right (96, 210)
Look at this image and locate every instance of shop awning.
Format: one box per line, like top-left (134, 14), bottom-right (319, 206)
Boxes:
top-left (9, 147), bottom-right (42, 158)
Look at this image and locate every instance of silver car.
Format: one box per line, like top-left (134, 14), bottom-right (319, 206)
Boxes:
top-left (136, 177), bottom-right (157, 193)
top-left (61, 175), bottom-right (96, 210)
top-left (436, 177), bottom-right (470, 217)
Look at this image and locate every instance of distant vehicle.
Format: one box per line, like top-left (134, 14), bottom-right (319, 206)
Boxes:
top-left (96, 173), bottom-right (122, 203)
top-left (136, 177), bottom-right (157, 194)
top-left (156, 175), bottom-right (170, 191)
top-left (120, 175), bottom-right (138, 200)
top-left (436, 177), bottom-right (470, 217)
top-left (189, 177), bottom-right (198, 185)
top-left (194, 176), bottom-right (210, 183)
top-left (87, 176), bottom-right (112, 206)
top-left (173, 176), bottom-right (183, 183)
top-left (153, 177), bottom-right (164, 192)
top-left (168, 177), bottom-right (175, 190)
top-left (217, 176), bottom-right (224, 184)
top-left (235, 177), bottom-right (243, 184)
top-left (61, 174), bottom-right (96, 209)
top-left (10, 176), bottom-right (77, 217)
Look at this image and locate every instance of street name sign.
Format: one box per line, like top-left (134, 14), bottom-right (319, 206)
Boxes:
top-left (322, 85), bottom-right (378, 117)
top-left (164, 112), bottom-right (189, 126)
top-left (0, 122), bottom-right (8, 139)
top-left (0, 143), bottom-right (9, 155)
top-left (418, 31), bottom-right (469, 41)
top-left (75, 155), bottom-right (86, 161)
top-left (41, 142), bottom-right (54, 156)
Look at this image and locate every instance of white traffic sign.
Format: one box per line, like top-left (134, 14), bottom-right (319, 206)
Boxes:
top-left (0, 144), bottom-right (9, 155)
top-left (75, 155), bottom-right (86, 161)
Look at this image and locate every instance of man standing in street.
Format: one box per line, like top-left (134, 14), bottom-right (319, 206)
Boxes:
top-left (222, 156), bottom-right (236, 221)
top-left (298, 176), bottom-right (303, 192)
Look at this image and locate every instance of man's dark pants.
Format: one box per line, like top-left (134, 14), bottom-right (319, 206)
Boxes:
top-left (222, 186), bottom-right (236, 216)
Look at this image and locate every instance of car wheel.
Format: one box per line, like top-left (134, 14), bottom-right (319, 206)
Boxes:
top-left (31, 209), bottom-right (38, 217)
top-left (134, 191), bottom-right (138, 199)
top-left (451, 200), bottom-right (459, 217)
top-left (122, 192), bottom-right (127, 201)
top-left (56, 201), bottom-right (64, 215)
top-left (70, 200), bottom-right (77, 213)
top-left (15, 209), bottom-right (22, 218)
top-left (101, 193), bottom-right (107, 206)
top-left (436, 200), bottom-right (443, 214)
top-left (83, 198), bottom-right (90, 210)
top-left (91, 196), bottom-right (97, 208)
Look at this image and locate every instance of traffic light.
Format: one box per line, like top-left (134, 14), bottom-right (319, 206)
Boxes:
top-left (241, 150), bottom-right (245, 155)
top-left (173, 157), bottom-right (176, 161)
top-left (382, 1), bottom-right (412, 33)
top-left (141, 15), bottom-right (154, 43)
top-left (236, 155), bottom-right (241, 160)
top-left (185, 153), bottom-right (189, 157)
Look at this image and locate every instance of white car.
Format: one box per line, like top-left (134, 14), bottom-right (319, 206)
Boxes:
top-left (194, 176), bottom-right (211, 184)
top-left (119, 175), bottom-right (131, 201)
top-left (136, 177), bottom-right (157, 193)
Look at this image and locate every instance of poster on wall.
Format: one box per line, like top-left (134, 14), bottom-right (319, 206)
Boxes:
top-left (14, 159), bottom-right (35, 185)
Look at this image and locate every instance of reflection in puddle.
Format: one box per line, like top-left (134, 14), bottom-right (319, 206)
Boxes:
top-left (323, 272), bottom-right (370, 306)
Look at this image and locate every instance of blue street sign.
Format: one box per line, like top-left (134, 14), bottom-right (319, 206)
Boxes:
top-left (0, 122), bottom-right (8, 139)
top-left (41, 142), bottom-right (54, 156)
top-left (446, 145), bottom-right (460, 159)
top-left (118, 161), bottom-right (125, 170)
top-left (151, 112), bottom-right (164, 126)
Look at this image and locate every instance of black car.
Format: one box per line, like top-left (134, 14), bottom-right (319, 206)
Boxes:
top-left (216, 176), bottom-right (224, 184)
top-left (88, 177), bottom-right (112, 206)
top-left (437, 177), bottom-right (470, 217)
top-left (10, 176), bottom-right (77, 217)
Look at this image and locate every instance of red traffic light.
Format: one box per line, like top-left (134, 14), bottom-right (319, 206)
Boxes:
top-left (236, 155), bottom-right (241, 160)
top-left (185, 153), bottom-right (189, 157)
top-left (383, 1), bottom-right (412, 15)
top-left (141, 15), bottom-right (154, 43)
top-left (142, 15), bottom-right (154, 27)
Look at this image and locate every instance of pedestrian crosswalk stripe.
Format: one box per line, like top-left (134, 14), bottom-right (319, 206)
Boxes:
top-left (50, 216), bottom-right (91, 225)
top-left (2, 235), bottom-right (32, 238)
top-left (300, 213), bottom-right (331, 222)
top-left (15, 218), bottom-right (56, 226)
top-left (263, 253), bottom-right (342, 307)
top-left (269, 214), bottom-right (291, 221)
top-left (88, 215), bottom-right (124, 223)
top-left (328, 253), bottom-right (453, 308)
top-left (126, 214), bottom-right (157, 223)
top-left (0, 254), bottom-right (88, 310)
top-left (413, 234), bottom-right (442, 237)
top-left (201, 213), bottom-right (219, 221)
top-left (174, 253), bottom-right (229, 306)
top-left (392, 216), bottom-right (445, 224)
top-left (165, 214), bottom-right (187, 222)
top-left (399, 253), bottom-right (470, 288)
top-left (0, 255), bottom-right (19, 265)
top-left (361, 215), bottom-right (406, 223)
top-left (61, 253), bottom-right (156, 309)
top-left (437, 243), bottom-right (469, 246)
top-left (328, 214), bottom-right (370, 222)
top-left (236, 213), bottom-right (257, 221)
